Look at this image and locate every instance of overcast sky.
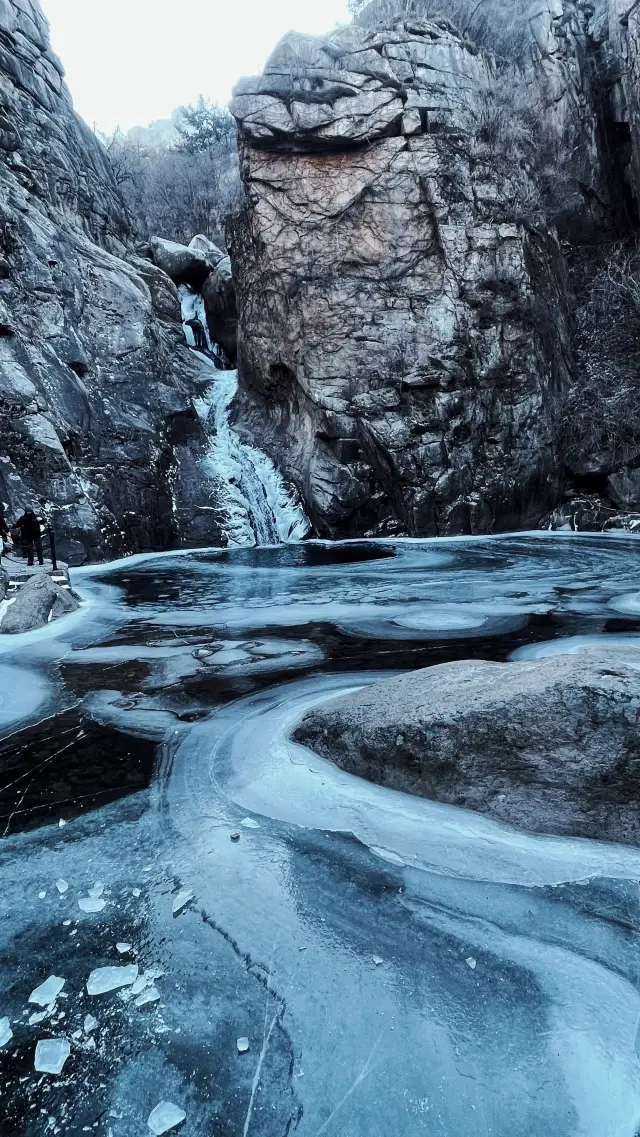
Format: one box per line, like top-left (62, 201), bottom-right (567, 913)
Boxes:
top-left (42, 0), bottom-right (352, 134)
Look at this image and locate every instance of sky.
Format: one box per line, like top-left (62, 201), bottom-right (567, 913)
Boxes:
top-left (41, 0), bottom-right (353, 135)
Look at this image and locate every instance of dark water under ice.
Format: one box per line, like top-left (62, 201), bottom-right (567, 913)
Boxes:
top-left (2, 533), bottom-right (640, 1136)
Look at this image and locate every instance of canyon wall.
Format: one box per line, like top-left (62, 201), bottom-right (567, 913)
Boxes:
top-left (0, 0), bottom-right (224, 562)
top-left (230, 19), bottom-right (572, 538)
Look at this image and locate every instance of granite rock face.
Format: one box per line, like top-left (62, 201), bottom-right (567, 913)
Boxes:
top-left (0, 0), bottom-right (225, 563)
top-left (230, 20), bottom-right (572, 538)
top-left (293, 649), bottom-right (640, 844)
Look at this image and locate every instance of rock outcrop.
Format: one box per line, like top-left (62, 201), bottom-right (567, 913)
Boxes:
top-left (148, 234), bottom-right (237, 361)
top-left (230, 19), bottom-right (572, 538)
top-left (293, 649), bottom-right (640, 844)
top-left (0, 571), bottom-right (79, 633)
top-left (0, 0), bottom-right (226, 563)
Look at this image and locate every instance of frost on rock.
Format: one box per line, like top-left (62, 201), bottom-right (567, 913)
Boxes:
top-left (136, 987), bottom-right (161, 1008)
top-left (29, 976), bottom-right (65, 1007)
top-left (86, 965), bottom-right (138, 996)
top-left (55, 880), bottom-right (68, 895)
top-left (83, 1015), bottom-right (98, 1034)
top-left (78, 896), bottom-right (106, 913)
top-left (147, 1101), bottom-right (186, 1134)
top-left (172, 889), bottom-right (194, 917)
top-left (34, 1038), bottom-right (71, 1074)
top-left (0, 1017), bottom-right (13, 1047)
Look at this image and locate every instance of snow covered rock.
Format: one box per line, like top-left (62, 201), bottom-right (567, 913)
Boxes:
top-left (0, 574), bottom-right (79, 635)
top-left (293, 648), bottom-right (640, 844)
top-left (149, 236), bottom-right (219, 289)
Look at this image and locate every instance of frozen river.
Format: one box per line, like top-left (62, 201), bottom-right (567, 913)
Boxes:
top-left (2, 534), bottom-right (640, 1136)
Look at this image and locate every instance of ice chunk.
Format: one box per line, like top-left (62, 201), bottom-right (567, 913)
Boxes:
top-left (58, 819), bottom-right (66, 828)
top-left (34, 1038), bottom-right (70, 1074)
top-left (78, 897), bottom-right (106, 913)
top-left (466, 957), bottom-right (477, 970)
top-left (372, 956), bottom-right (383, 966)
top-left (39, 891), bottom-right (46, 899)
top-left (116, 942), bottom-right (132, 955)
top-left (62, 920), bottom-right (71, 927)
top-left (29, 976), bottom-right (65, 1007)
top-left (88, 883), bottom-right (104, 900)
top-left (132, 887), bottom-right (141, 897)
top-left (237, 1037), bottom-right (250, 1054)
top-left (171, 889), bottom-right (194, 917)
top-left (56, 880), bottom-right (68, 895)
top-left (86, 965), bottom-right (138, 996)
top-left (84, 1015), bottom-right (97, 1034)
top-left (0, 1017), bottom-right (13, 1047)
top-left (241, 817), bottom-right (260, 829)
top-left (29, 1011), bottom-right (47, 1025)
top-left (130, 975), bottom-right (151, 996)
top-left (147, 1101), bottom-right (186, 1134)
top-left (136, 987), bottom-right (161, 1008)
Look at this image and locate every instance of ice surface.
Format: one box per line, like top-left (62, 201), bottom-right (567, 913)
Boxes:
top-left (172, 889), bottom-right (194, 916)
top-left (83, 1015), bottom-right (97, 1034)
top-left (0, 664), bottom-right (49, 729)
top-left (78, 897), bottom-right (106, 913)
top-left (55, 880), bottom-right (68, 895)
top-left (29, 976), bottom-right (65, 1007)
top-left (34, 1038), bottom-right (70, 1074)
top-left (0, 1017), bottom-right (13, 1047)
top-left (147, 1101), bottom-right (186, 1134)
top-left (136, 987), bottom-right (161, 1007)
top-left (86, 965), bottom-right (138, 996)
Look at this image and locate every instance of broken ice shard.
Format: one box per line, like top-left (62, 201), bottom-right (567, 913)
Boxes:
top-left (147, 1101), bottom-right (186, 1134)
top-left (88, 883), bottom-right (104, 900)
top-left (78, 897), bottom-right (106, 913)
top-left (55, 880), bottom-right (68, 895)
top-left (29, 976), bottom-right (65, 1007)
top-left (86, 965), bottom-right (138, 996)
top-left (237, 1037), bottom-right (250, 1054)
top-left (241, 817), bottom-right (260, 829)
top-left (136, 987), bottom-right (161, 1008)
top-left (34, 1038), bottom-right (70, 1074)
top-left (116, 942), bottom-right (132, 954)
top-left (0, 1017), bottom-right (13, 1047)
top-left (171, 889), bottom-right (194, 917)
top-left (83, 1015), bottom-right (98, 1034)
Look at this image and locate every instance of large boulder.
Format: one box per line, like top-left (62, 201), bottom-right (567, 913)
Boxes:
top-left (0, 573), bottom-right (80, 634)
top-left (293, 649), bottom-right (640, 844)
top-left (201, 256), bottom-right (237, 362)
top-left (0, 566), bottom-right (8, 601)
top-left (148, 235), bottom-right (225, 290)
top-left (230, 19), bottom-right (571, 539)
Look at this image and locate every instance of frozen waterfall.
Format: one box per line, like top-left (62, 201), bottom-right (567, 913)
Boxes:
top-left (179, 285), bottom-right (310, 547)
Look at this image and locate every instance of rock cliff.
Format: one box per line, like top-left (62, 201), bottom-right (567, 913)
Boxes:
top-left (0, 0), bottom-right (225, 562)
top-left (230, 19), bottom-right (572, 538)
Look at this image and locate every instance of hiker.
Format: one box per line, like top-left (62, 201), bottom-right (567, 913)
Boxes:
top-left (185, 317), bottom-right (208, 352)
top-left (0, 504), bottom-right (9, 562)
top-left (12, 508), bottom-right (45, 567)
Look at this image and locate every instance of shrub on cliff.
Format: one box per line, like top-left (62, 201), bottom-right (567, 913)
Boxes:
top-left (349, 0), bottom-right (533, 59)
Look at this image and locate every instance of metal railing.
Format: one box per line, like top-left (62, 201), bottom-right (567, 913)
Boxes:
top-left (4, 525), bottom-right (58, 572)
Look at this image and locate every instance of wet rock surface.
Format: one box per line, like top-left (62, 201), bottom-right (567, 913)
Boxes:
top-left (293, 648), bottom-right (640, 844)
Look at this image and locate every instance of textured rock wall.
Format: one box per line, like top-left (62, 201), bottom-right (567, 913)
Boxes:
top-left (230, 20), bottom-right (572, 538)
top-left (0, 0), bottom-right (223, 562)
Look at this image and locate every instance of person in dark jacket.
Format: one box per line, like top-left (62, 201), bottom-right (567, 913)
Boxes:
top-left (0, 505), bottom-right (9, 563)
top-left (185, 317), bottom-right (208, 352)
top-left (12, 508), bottom-right (44, 566)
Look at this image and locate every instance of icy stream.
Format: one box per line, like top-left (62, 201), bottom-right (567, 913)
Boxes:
top-left (180, 285), bottom-right (309, 546)
top-left (2, 534), bottom-right (640, 1135)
